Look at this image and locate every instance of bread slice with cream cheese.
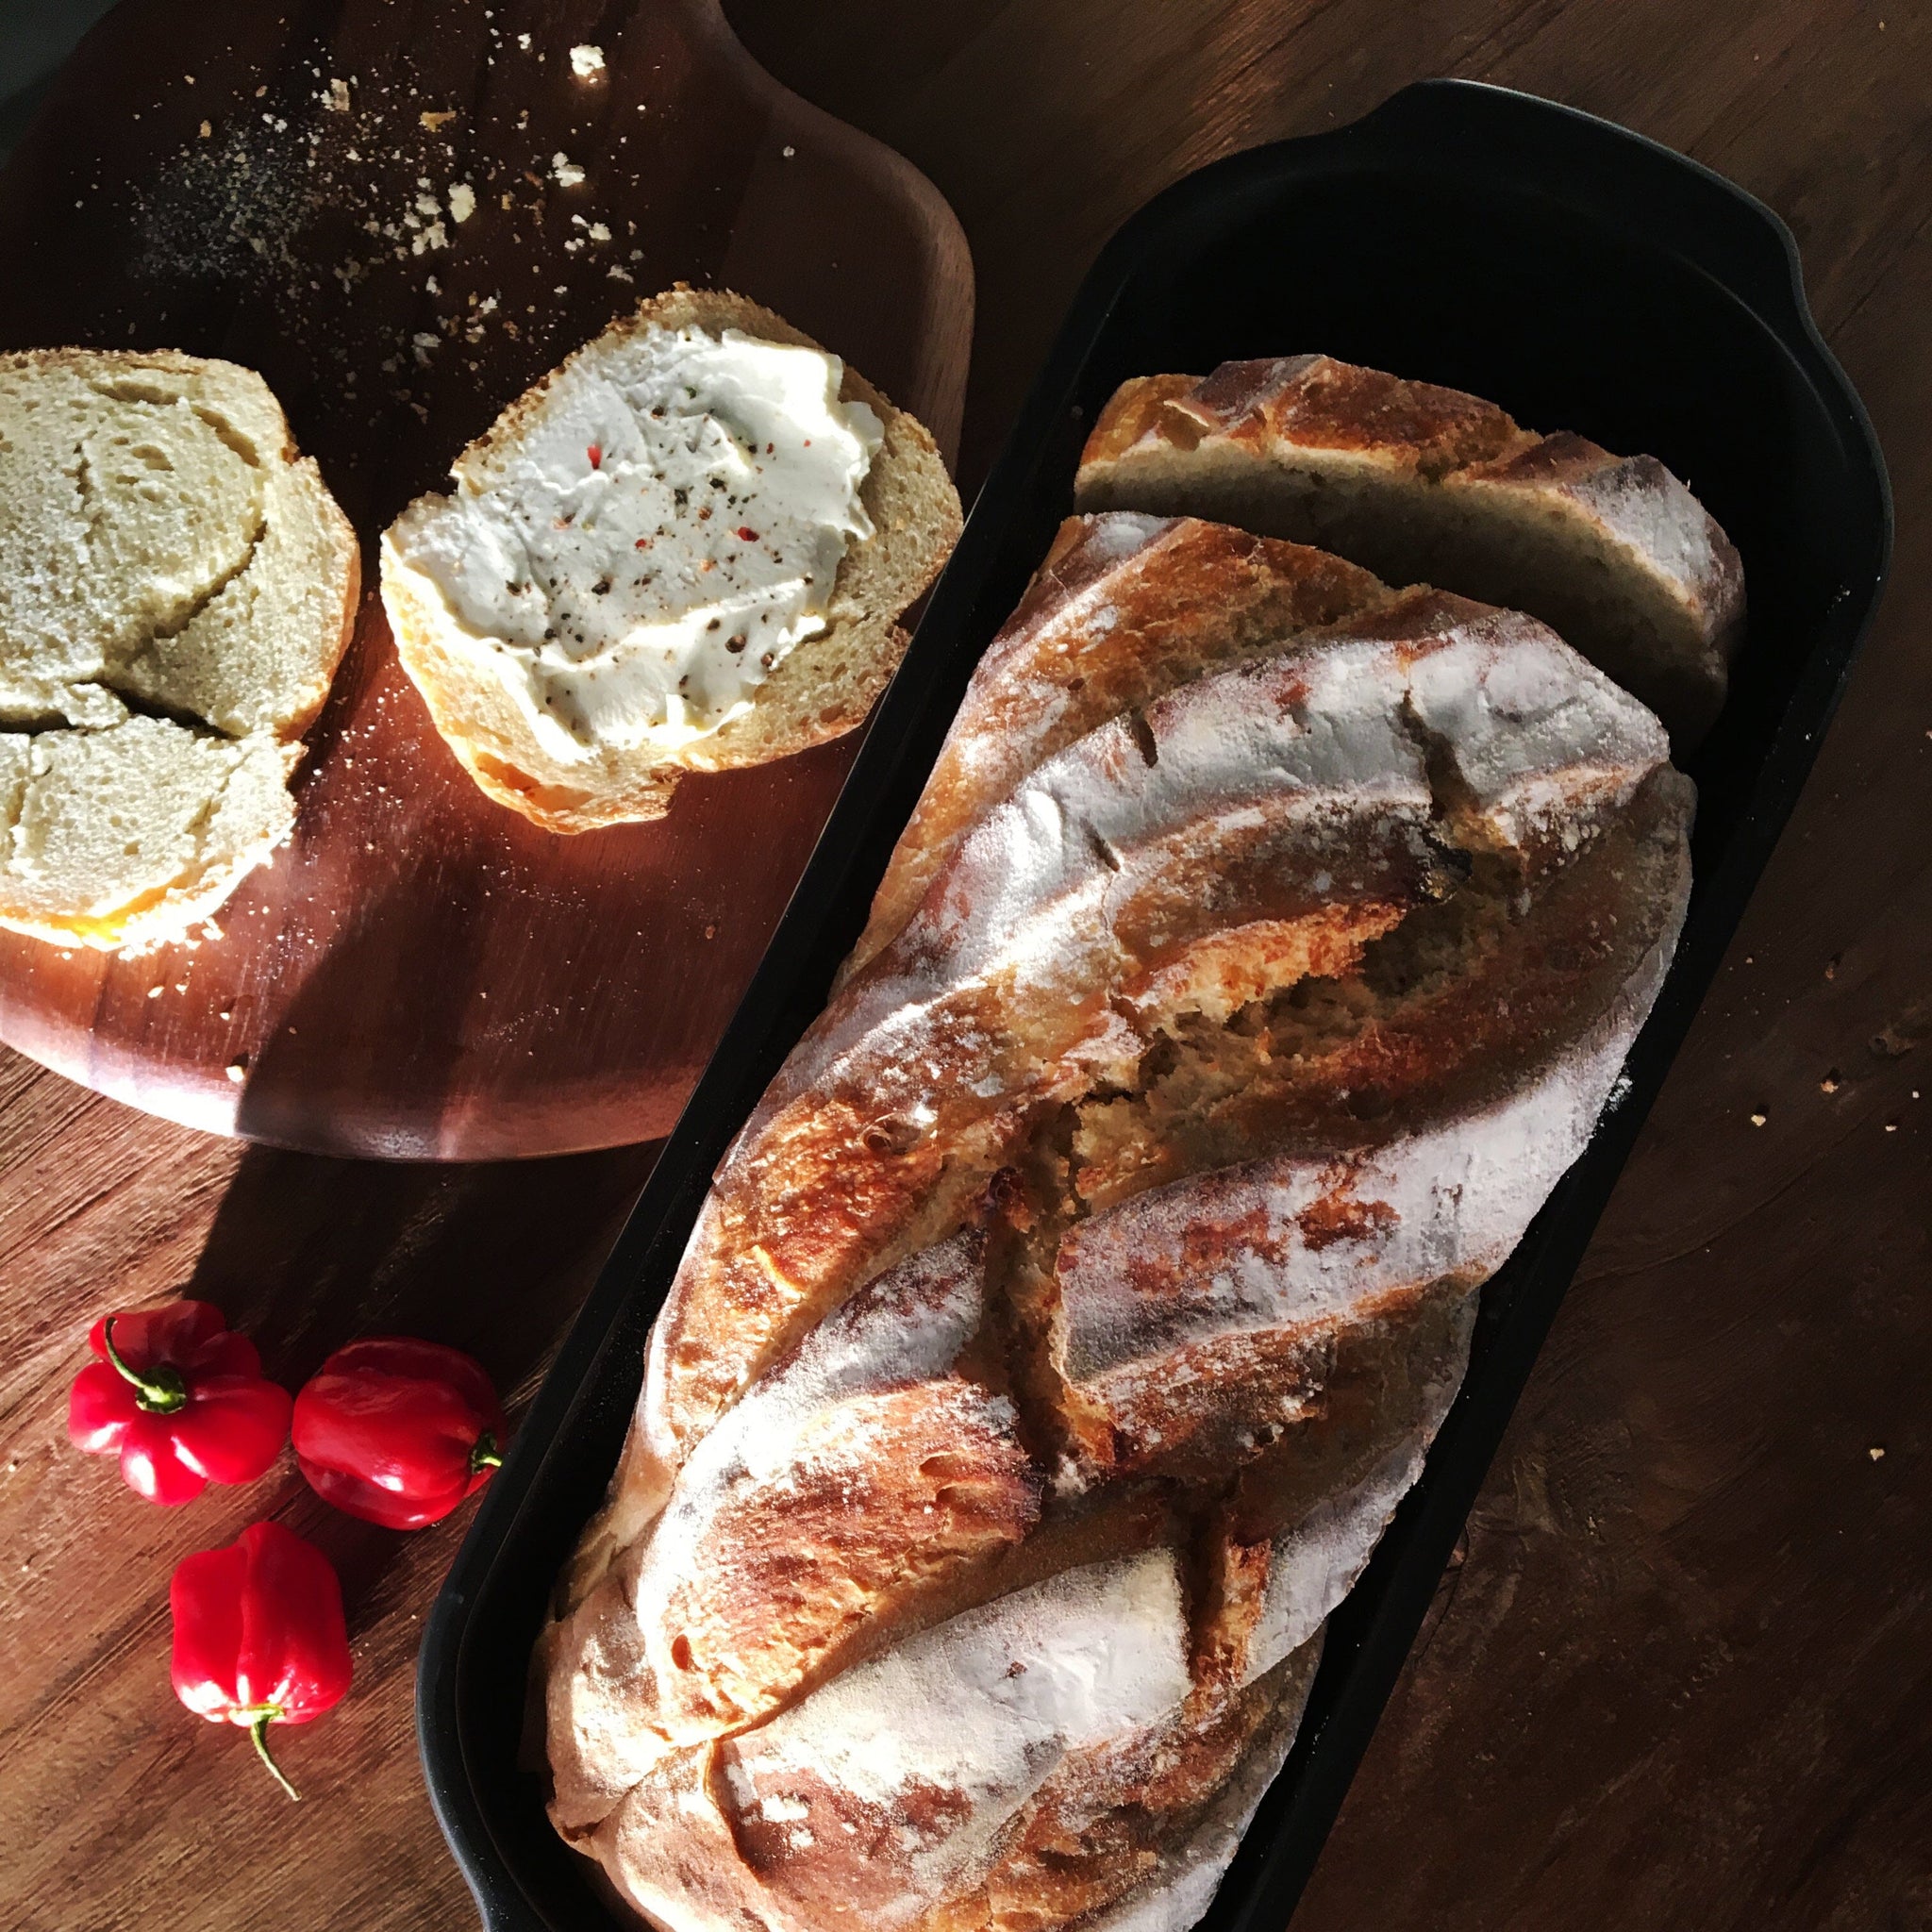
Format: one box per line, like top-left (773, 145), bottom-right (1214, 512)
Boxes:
top-left (381, 286), bottom-right (961, 833)
top-left (0, 348), bottom-right (358, 950)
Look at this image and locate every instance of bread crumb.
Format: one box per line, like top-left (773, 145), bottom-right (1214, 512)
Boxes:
top-left (551, 153), bottom-right (585, 188)
top-left (421, 109), bottom-right (457, 132)
top-left (1871, 1445), bottom-right (1887, 1460)
top-left (782, 144), bottom-right (796, 158)
top-left (448, 181), bottom-right (475, 223)
top-left (325, 77), bottom-right (350, 112)
top-left (225, 1062), bottom-right (247, 1084)
top-left (570, 43), bottom-right (605, 76)
top-left (588, 220), bottom-right (610, 242)
top-left (517, 31), bottom-right (531, 49)
top-left (1820, 1072), bottom-right (1840, 1093)
top-left (147, 984), bottom-right (162, 998)
top-left (1748, 1110), bottom-right (1767, 1126)
top-left (198, 120), bottom-right (211, 138)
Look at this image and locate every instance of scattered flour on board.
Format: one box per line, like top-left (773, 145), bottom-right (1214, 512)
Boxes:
top-left (126, 43), bottom-right (635, 417)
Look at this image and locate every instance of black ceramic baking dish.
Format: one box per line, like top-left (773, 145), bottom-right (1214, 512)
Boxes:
top-left (418, 77), bottom-right (1890, 1932)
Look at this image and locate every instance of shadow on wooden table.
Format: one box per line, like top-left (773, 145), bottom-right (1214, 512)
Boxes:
top-left (181, 1133), bottom-right (658, 1625)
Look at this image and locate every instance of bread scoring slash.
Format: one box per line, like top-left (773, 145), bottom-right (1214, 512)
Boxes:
top-left (541, 504), bottom-right (1696, 1932)
top-left (381, 286), bottom-right (961, 832)
top-left (0, 349), bottom-right (357, 951)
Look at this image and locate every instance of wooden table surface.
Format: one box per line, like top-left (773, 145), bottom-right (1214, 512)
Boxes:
top-left (2, 3), bottom-right (1926, 1927)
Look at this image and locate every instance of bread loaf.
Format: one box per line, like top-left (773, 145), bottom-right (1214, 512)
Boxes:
top-left (381, 287), bottom-right (961, 832)
top-left (542, 505), bottom-right (1693, 1932)
top-left (0, 349), bottom-right (357, 949)
top-left (1074, 355), bottom-right (1744, 746)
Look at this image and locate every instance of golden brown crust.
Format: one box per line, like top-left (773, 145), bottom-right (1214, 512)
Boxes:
top-left (1075, 353), bottom-right (1746, 746)
top-left (846, 512), bottom-right (1397, 977)
top-left (276, 459), bottom-right (361, 743)
top-left (547, 483), bottom-right (1695, 1931)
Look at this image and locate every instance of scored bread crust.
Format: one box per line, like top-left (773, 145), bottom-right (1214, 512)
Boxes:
top-left (381, 287), bottom-right (962, 834)
top-left (541, 509), bottom-right (1694, 1931)
top-left (843, 512), bottom-right (1401, 980)
top-left (1074, 355), bottom-right (1744, 747)
top-left (0, 348), bottom-right (358, 951)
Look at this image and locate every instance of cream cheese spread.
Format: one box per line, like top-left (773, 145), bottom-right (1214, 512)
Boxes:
top-left (388, 325), bottom-right (883, 761)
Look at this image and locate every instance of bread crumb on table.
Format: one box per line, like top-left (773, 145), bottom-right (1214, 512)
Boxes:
top-left (570, 43), bottom-right (606, 77)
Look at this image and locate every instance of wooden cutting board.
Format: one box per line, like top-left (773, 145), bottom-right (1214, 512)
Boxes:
top-left (0, 0), bottom-right (971, 1159)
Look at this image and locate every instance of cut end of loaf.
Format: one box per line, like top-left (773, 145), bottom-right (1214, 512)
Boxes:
top-left (1074, 354), bottom-right (1745, 748)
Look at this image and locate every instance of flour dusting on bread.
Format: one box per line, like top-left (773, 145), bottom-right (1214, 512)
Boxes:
top-left (542, 481), bottom-right (1698, 1930)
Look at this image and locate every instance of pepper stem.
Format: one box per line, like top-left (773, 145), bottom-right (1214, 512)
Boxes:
top-left (248, 1710), bottom-right (301, 1802)
top-left (101, 1317), bottom-right (189, 1415)
top-left (469, 1430), bottom-right (504, 1476)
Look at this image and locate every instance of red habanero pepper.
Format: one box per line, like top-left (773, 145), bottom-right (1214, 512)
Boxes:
top-left (67, 1301), bottom-right (292, 1506)
top-left (291, 1338), bottom-right (507, 1530)
top-left (170, 1520), bottom-right (353, 1801)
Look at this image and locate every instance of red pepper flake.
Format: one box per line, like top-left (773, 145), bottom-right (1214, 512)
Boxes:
top-left (634, 537), bottom-right (651, 549)
top-left (736, 526), bottom-right (760, 542)
top-left (587, 442), bottom-right (602, 469)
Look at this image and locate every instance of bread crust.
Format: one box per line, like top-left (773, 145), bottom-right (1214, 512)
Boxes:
top-left (381, 286), bottom-right (960, 833)
top-left (845, 512), bottom-right (1399, 978)
top-left (543, 511), bottom-right (1694, 1928)
top-left (1074, 355), bottom-right (1744, 746)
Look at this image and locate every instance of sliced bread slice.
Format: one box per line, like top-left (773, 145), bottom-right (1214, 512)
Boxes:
top-left (381, 286), bottom-right (962, 833)
top-left (1074, 355), bottom-right (1744, 745)
top-left (0, 349), bottom-right (358, 951)
top-left (0, 721), bottom-right (299, 950)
